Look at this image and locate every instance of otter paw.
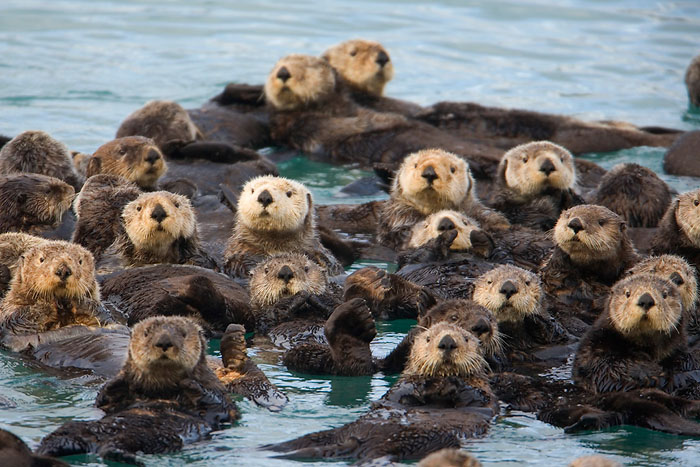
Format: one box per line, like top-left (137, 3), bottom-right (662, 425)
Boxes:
top-left (324, 298), bottom-right (376, 344)
top-left (220, 323), bottom-right (247, 370)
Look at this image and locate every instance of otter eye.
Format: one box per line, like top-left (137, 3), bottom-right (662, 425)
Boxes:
top-left (251, 188), bottom-right (254, 194)
top-left (525, 280), bottom-right (531, 286)
top-left (350, 49), bottom-right (357, 57)
top-left (426, 336), bottom-right (431, 343)
top-left (264, 267), bottom-right (269, 274)
top-left (286, 191), bottom-right (292, 198)
top-left (450, 166), bottom-right (456, 174)
top-left (174, 202), bottom-right (180, 208)
top-left (662, 291), bottom-right (668, 299)
top-left (625, 290), bottom-right (631, 298)
top-left (136, 206), bottom-right (142, 212)
top-left (181, 330), bottom-right (187, 337)
top-left (451, 315), bottom-right (458, 321)
top-left (304, 266), bottom-right (309, 273)
top-left (414, 164), bottom-right (417, 168)
top-left (79, 259), bottom-right (82, 265)
top-left (119, 148), bottom-right (127, 156)
top-left (39, 257), bottom-right (44, 263)
top-left (522, 156), bottom-right (529, 163)
top-left (598, 219), bottom-right (606, 226)
top-left (487, 280), bottom-right (493, 285)
top-left (695, 200), bottom-right (699, 207)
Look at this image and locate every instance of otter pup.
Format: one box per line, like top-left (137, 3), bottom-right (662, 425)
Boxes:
top-left (0, 174), bottom-right (75, 234)
top-left (489, 141), bottom-right (582, 230)
top-left (377, 149), bottom-right (509, 250)
top-left (591, 163), bottom-right (672, 227)
top-left (0, 130), bottom-right (82, 190)
top-left (407, 210), bottom-right (494, 257)
top-left (223, 175), bottom-right (342, 277)
top-left (84, 136), bottom-right (167, 190)
top-left (268, 323), bottom-right (497, 462)
top-left (37, 316), bottom-right (238, 462)
top-left (112, 191), bottom-right (217, 269)
top-left (650, 189), bottom-right (700, 272)
top-left (0, 428), bottom-right (69, 467)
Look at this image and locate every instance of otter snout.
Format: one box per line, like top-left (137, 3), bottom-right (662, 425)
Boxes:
top-left (375, 50), bottom-right (390, 67)
top-left (568, 218), bottom-right (584, 234)
top-left (55, 263), bottom-right (72, 281)
top-left (438, 334), bottom-right (457, 352)
top-left (155, 334), bottom-right (174, 352)
top-left (150, 203), bottom-right (168, 223)
top-left (471, 318), bottom-right (491, 336)
top-left (637, 293), bottom-right (655, 311)
top-left (670, 271), bottom-right (684, 286)
top-left (437, 217), bottom-right (455, 232)
top-left (277, 265), bottom-right (294, 283)
top-left (421, 166), bottom-right (438, 185)
top-left (499, 280), bottom-right (518, 299)
top-left (539, 158), bottom-right (556, 176)
top-left (257, 189), bottom-right (274, 208)
top-left (276, 66), bottom-right (291, 83)
top-left (145, 148), bottom-right (161, 165)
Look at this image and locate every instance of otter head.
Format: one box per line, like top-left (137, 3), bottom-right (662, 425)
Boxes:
top-left (128, 316), bottom-right (205, 388)
top-left (569, 456), bottom-right (621, 467)
top-left (405, 322), bottom-right (486, 378)
top-left (418, 299), bottom-right (502, 359)
top-left (674, 189), bottom-right (700, 247)
top-left (237, 175), bottom-right (312, 234)
top-left (116, 100), bottom-right (201, 148)
top-left (553, 204), bottom-right (628, 264)
top-left (408, 210), bottom-right (494, 256)
top-left (0, 130), bottom-right (73, 174)
top-left (122, 191), bottom-right (196, 254)
top-left (264, 54), bottom-right (337, 111)
top-left (686, 54), bottom-right (700, 108)
top-left (321, 39), bottom-right (394, 97)
top-left (14, 240), bottom-right (98, 301)
top-left (498, 141), bottom-right (575, 197)
top-left (627, 254), bottom-right (698, 313)
top-left (0, 174), bottom-right (75, 229)
top-left (249, 253), bottom-right (327, 308)
top-left (418, 448), bottom-right (482, 467)
top-left (394, 149), bottom-right (472, 215)
top-left (472, 265), bottom-right (543, 324)
top-left (89, 136), bottom-right (167, 190)
top-left (608, 274), bottom-right (682, 339)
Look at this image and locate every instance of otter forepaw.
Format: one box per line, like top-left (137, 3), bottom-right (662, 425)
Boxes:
top-left (325, 298), bottom-right (376, 345)
top-left (220, 323), bottom-right (247, 370)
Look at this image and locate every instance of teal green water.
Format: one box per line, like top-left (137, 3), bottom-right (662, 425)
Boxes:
top-left (2, 1), bottom-right (700, 465)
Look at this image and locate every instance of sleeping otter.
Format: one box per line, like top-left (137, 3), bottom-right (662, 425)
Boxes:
top-left (650, 189), bottom-right (700, 272)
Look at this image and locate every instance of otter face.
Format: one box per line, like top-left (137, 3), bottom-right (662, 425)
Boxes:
top-left (406, 322), bottom-right (486, 378)
top-left (395, 149), bottom-right (472, 215)
top-left (264, 54), bottom-right (336, 111)
top-left (408, 210), bottom-right (493, 256)
top-left (122, 191), bottom-right (195, 253)
top-left (675, 190), bottom-right (700, 247)
top-left (419, 300), bottom-right (502, 358)
top-left (322, 39), bottom-right (394, 97)
top-left (237, 175), bottom-right (311, 233)
top-left (609, 274), bottom-right (681, 337)
top-left (472, 265), bottom-right (543, 323)
top-left (17, 241), bottom-right (98, 300)
top-left (627, 255), bottom-right (697, 312)
top-left (92, 136), bottom-right (166, 189)
top-left (249, 253), bottom-right (327, 307)
top-left (128, 316), bottom-right (204, 383)
top-left (500, 141), bottom-right (575, 197)
top-left (553, 204), bottom-right (626, 264)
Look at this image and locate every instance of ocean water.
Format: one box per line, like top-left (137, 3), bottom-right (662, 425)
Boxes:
top-left (1, 0), bottom-right (700, 465)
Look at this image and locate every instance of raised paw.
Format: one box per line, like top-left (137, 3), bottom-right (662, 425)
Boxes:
top-left (220, 323), bottom-right (247, 370)
top-left (325, 298), bottom-right (376, 345)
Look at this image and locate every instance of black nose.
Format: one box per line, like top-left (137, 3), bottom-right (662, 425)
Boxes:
top-left (471, 318), bottom-right (491, 336)
top-left (277, 265), bottom-right (294, 283)
top-left (145, 148), bottom-right (161, 165)
top-left (670, 271), bottom-right (684, 286)
top-left (257, 189), bottom-right (273, 208)
top-left (437, 217), bottom-right (456, 232)
top-left (637, 293), bottom-right (655, 311)
top-left (539, 158), bottom-right (555, 176)
top-left (568, 218), bottom-right (584, 234)
top-left (438, 334), bottom-right (457, 351)
top-left (55, 264), bottom-right (72, 281)
top-left (499, 280), bottom-right (518, 299)
top-left (375, 50), bottom-right (390, 67)
top-left (421, 166), bottom-right (438, 184)
top-left (276, 66), bottom-right (291, 83)
top-left (150, 203), bottom-right (167, 223)
top-left (155, 335), bottom-right (173, 352)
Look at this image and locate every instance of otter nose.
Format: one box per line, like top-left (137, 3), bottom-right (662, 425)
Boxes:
top-left (438, 334), bottom-right (457, 352)
top-left (277, 265), bottom-right (294, 283)
top-left (276, 66), bottom-right (291, 83)
top-left (155, 335), bottom-right (173, 352)
top-left (670, 271), bottom-right (684, 286)
top-left (375, 50), bottom-right (390, 67)
top-left (150, 203), bottom-right (167, 223)
top-left (499, 280), bottom-right (518, 299)
top-left (257, 189), bottom-right (273, 208)
top-left (421, 166), bottom-right (438, 184)
top-left (637, 293), bottom-right (655, 311)
top-left (471, 318), bottom-right (491, 336)
top-left (55, 264), bottom-right (72, 281)
top-left (145, 149), bottom-right (161, 165)
top-left (568, 218), bottom-right (584, 234)
top-left (437, 217), bottom-right (456, 232)
top-left (539, 158), bottom-right (556, 176)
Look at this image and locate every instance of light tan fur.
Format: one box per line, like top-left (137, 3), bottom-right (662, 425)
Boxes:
top-left (627, 255), bottom-right (697, 313)
top-left (409, 210), bottom-right (483, 251)
top-left (472, 265), bottom-right (543, 323)
top-left (499, 141), bottom-right (575, 197)
top-left (249, 253), bottom-right (327, 308)
top-left (322, 39), bottom-right (394, 97)
top-left (116, 101), bottom-right (202, 148)
top-left (675, 189), bottom-right (700, 247)
top-left (264, 54), bottom-right (337, 111)
top-left (0, 233), bottom-right (46, 277)
top-left (569, 455), bottom-right (621, 467)
top-left (237, 176), bottom-right (310, 234)
top-left (87, 136), bottom-right (167, 190)
top-left (418, 448), bottom-right (482, 467)
top-left (405, 323), bottom-right (487, 378)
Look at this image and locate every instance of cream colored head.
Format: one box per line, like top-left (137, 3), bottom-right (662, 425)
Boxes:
top-left (499, 141), bottom-right (575, 197)
top-left (418, 448), bottom-right (482, 467)
top-left (322, 39), bottom-right (394, 97)
top-left (116, 100), bottom-right (201, 147)
top-left (569, 456), bottom-right (621, 467)
top-left (405, 322), bottom-right (486, 378)
top-left (627, 255), bottom-right (697, 312)
top-left (128, 316), bottom-right (205, 388)
top-left (90, 136), bottom-right (167, 190)
top-left (122, 191), bottom-right (196, 254)
top-left (394, 149), bottom-right (473, 215)
top-left (249, 253), bottom-right (327, 308)
top-left (473, 265), bottom-right (543, 323)
top-left (553, 205), bottom-right (627, 264)
top-left (13, 240), bottom-right (98, 301)
top-left (675, 190), bottom-right (700, 247)
top-left (264, 54), bottom-right (337, 110)
top-left (408, 210), bottom-right (492, 255)
top-left (237, 175), bottom-right (312, 233)
top-left (608, 274), bottom-right (681, 338)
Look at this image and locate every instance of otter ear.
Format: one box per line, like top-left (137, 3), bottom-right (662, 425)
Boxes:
top-left (496, 158), bottom-right (508, 184)
top-left (86, 156), bottom-right (102, 178)
top-left (420, 315), bottom-right (432, 328)
top-left (620, 220), bottom-right (627, 232)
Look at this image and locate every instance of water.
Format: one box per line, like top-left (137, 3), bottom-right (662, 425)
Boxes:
top-left (1, 0), bottom-right (700, 465)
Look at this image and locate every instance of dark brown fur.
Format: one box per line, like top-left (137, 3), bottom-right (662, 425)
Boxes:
top-left (0, 428), bottom-right (69, 467)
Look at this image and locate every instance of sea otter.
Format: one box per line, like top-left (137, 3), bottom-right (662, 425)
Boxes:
top-left (223, 175), bottom-right (343, 278)
top-left (418, 448), bottom-right (482, 467)
top-left (687, 54), bottom-right (700, 108)
top-left (0, 428), bottom-right (69, 467)
top-left (650, 189), bottom-right (700, 273)
top-left (407, 210), bottom-right (494, 257)
top-left (36, 316), bottom-right (239, 463)
top-left (116, 100), bottom-right (202, 149)
top-left (569, 456), bottom-right (621, 467)
top-left (0, 232), bottom-right (46, 296)
top-left (0, 130), bottom-right (82, 190)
